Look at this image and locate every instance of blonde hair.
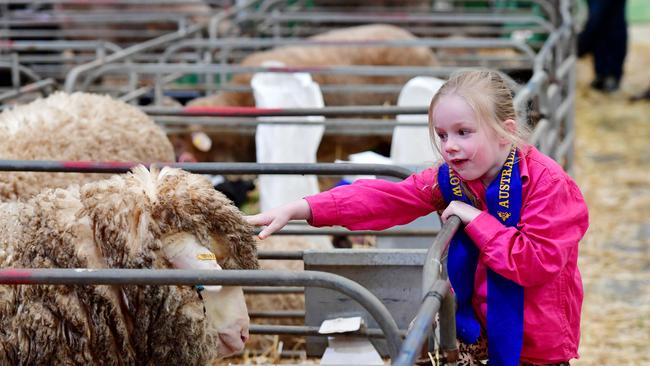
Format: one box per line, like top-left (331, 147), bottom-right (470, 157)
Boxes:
top-left (428, 69), bottom-right (530, 151)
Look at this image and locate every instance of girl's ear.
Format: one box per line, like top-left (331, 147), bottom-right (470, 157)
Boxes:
top-left (499, 118), bottom-right (517, 144)
top-left (503, 119), bottom-right (517, 134)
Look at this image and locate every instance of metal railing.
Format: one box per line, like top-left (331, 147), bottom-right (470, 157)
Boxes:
top-left (393, 215), bottom-right (461, 366)
top-left (0, 215), bottom-right (463, 365)
top-left (0, 160), bottom-right (413, 179)
top-left (0, 268), bottom-right (403, 359)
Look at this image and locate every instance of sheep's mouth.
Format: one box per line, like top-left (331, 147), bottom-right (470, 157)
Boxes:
top-left (217, 329), bottom-right (247, 357)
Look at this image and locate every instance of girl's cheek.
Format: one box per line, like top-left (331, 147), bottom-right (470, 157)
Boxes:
top-left (463, 141), bottom-right (478, 158)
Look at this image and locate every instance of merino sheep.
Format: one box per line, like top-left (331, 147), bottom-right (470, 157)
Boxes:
top-left (0, 166), bottom-right (258, 364)
top-left (0, 92), bottom-right (176, 201)
top-left (188, 23), bottom-right (439, 108)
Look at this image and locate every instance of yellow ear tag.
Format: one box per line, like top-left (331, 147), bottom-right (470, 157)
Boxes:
top-left (191, 131), bottom-right (212, 152)
top-left (196, 253), bottom-right (216, 261)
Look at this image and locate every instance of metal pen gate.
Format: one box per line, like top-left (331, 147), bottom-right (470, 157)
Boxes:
top-left (0, 160), bottom-right (458, 364)
top-left (0, 1), bottom-right (579, 363)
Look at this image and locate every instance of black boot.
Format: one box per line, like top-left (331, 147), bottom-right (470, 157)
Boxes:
top-left (591, 75), bottom-right (620, 93)
top-left (602, 76), bottom-right (620, 93)
top-left (590, 76), bottom-right (605, 90)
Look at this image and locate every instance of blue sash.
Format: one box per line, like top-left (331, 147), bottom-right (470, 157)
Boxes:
top-left (438, 148), bottom-right (524, 366)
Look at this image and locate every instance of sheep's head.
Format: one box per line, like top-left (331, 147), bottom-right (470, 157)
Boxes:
top-left (78, 165), bottom-right (259, 270)
top-left (161, 232), bottom-right (250, 357)
top-left (74, 166), bottom-right (256, 362)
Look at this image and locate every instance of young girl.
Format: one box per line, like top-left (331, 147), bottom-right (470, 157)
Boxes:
top-left (246, 70), bottom-right (589, 366)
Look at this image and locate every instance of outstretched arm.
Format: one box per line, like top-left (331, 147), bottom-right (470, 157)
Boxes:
top-left (245, 199), bottom-right (312, 239)
top-left (246, 167), bottom-right (443, 238)
top-left (306, 167), bottom-right (442, 230)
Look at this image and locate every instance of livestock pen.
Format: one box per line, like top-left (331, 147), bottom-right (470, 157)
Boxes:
top-left (0, 160), bottom-right (452, 364)
top-left (0, 1), bottom-right (581, 365)
top-left (0, 0), bottom-right (234, 79)
top-left (60, 0), bottom-right (578, 172)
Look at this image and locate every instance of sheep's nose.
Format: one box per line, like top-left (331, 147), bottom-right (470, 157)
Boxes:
top-left (241, 327), bottom-right (250, 344)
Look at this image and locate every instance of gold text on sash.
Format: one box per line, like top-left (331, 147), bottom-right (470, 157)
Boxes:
top-left (498, 149), bottom-right (517, 218)
top-left (449, 168), bottom-right (463, 198)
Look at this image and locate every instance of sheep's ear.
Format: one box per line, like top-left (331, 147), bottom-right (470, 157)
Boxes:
top-left (77, 175), bottom-right (161, 269)
top-left (152, 169), bottom-right (259, 270)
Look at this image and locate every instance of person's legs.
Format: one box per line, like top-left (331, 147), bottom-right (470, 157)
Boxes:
top-left (591, 0), bottom-right (627, 91)
top-left (607, 0), bottom-right (627, 82)
top-left (578, 0), bottom-right (608, 57)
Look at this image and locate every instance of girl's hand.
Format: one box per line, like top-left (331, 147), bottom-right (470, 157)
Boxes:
top-left (245, 199), bottom-right (312, 240)
top-left (440, 200), bottom-right (481, 225)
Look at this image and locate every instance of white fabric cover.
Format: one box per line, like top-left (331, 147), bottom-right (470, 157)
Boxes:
top-left (252, 61), bottom-right (325, 212)
top-left (390, 76), bottom-right (445, 165)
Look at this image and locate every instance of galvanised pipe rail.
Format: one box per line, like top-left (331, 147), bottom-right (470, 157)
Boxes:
top-left (423, 216), bottom-right (461, 361)
top-left (249, 324), bottom-right (407, 338)
top-left (95, 63), bottom-right (517, 102)
top-left (393, 216), bottom-right (461, 366)
top-left (144, 105), bottom-right (429, 117)
top-left (393, 280), bottom-right (450, 366)
top-left (1, 13), bottom-right (197, 26)
top-left (63, 0), bottom-right (264, 92)
top-left (79, 64), bottom-right (469, 91)
top-left (0, 268), bottom-right (403, 359)
top-left (246, 12), bottom-right (555, 33)
top-left (0, 40), bottom-right (122, 53)
top-left (0, 161), bottom-right (414, 180)
top-left (263, 228), bottom-right (440, 237)
top-left (283, 0), bottom-right (557, 28)
top-left (209, 0), bottom-right (557, 38)
top-left (153, 116), bottom-right (429, 129)
top-left (0, 78), bottom-right (56, 102)
top-left (160, 38), bottom-right (537, 64)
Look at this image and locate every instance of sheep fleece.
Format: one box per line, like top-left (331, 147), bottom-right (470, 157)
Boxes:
top-left (188, 23), bottom-right (439, 108)
top-left (0, 92), bottom-right (176, 201)
top-left (0, 166), bottom-right (258, 365)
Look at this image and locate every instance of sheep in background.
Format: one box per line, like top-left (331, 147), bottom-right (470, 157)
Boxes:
top-left (0, 92), bottom-right (176, 201)
top-left (184, 24), bottom-right (435, 164)
top-left (0, 166), bottom-right (258, 364)
top-left (188, 23), bottom-right (439, 108)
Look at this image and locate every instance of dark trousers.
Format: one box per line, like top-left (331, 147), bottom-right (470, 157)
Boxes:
top-left (577, 0), bottom-right (628, 80)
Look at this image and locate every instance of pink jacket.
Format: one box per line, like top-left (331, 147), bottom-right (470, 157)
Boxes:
top-left (305, 146), bottom-right (588, 363)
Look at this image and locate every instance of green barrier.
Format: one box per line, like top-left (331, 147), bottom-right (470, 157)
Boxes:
top-left (628, 0), bottom-right (650, 24)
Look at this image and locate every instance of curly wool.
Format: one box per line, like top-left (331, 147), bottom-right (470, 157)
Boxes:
top-left (0, 166), bottom-right (258, 365)
top-left (0, 92), bottom-right (176, 201)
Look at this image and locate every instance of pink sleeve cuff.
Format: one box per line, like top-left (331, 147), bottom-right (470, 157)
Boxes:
top-left (465, 211), bottom-right (501, 251)
top-left (304, 192), bottom-right (339, 227)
